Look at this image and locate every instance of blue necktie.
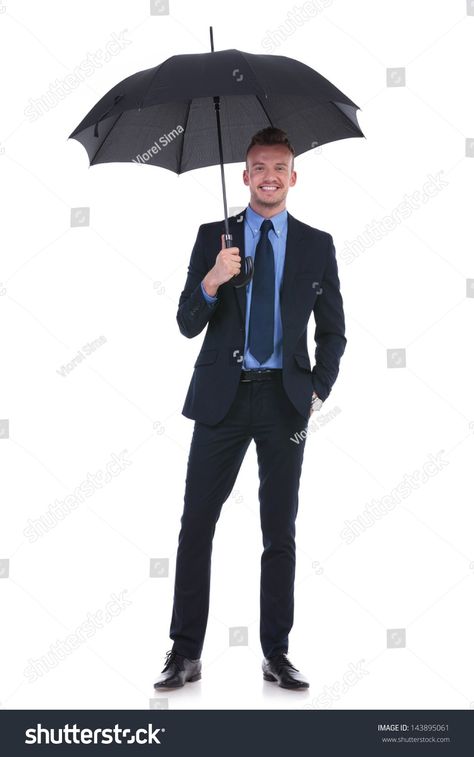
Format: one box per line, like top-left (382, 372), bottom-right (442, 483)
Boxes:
top-left (248, 219), bottom-right (275, 364)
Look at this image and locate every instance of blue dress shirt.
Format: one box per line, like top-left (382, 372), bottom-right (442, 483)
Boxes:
top-left (200, 204), bottom-right (288, 369)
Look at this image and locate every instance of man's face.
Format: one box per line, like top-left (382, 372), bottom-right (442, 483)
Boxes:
top-left (243, 144), bottom-right (297, 215)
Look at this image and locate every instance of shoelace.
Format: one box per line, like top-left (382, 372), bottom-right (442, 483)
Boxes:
top-left (270, 653), bottom-right (298, 675)
top-left (162, 649), bottom-right (185, 672)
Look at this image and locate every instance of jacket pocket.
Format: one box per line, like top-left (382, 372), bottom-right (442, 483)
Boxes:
top-left (294, 352), bottom-right (312, 371)
top-left (194, 348), bottom-right (218, 367)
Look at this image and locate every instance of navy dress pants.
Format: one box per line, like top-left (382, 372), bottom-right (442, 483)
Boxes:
top-left (169, 371), bottom-right (309, 660)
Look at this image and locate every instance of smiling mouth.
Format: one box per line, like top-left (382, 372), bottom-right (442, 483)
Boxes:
top-left (258, 185), bottom-right (280, 192)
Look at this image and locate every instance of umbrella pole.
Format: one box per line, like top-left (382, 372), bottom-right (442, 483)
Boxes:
top-left (212, 95), bottom-right (231, 247)
top-left (210, 26), bottom-right (253, 287)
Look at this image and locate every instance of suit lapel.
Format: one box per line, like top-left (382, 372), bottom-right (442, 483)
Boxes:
top-left (280, 212), bottom-right (305, 332)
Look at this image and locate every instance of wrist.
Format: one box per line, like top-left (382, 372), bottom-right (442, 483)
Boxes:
top-left (311, 392), bottom-right (323, 411)
top-left (202, 273), bottom-right (219, 297)
top-left (202, 271), bottom-right (219, 297)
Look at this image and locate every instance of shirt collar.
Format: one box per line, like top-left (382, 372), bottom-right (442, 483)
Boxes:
top-left (245, 203), bottom-right (287, 238)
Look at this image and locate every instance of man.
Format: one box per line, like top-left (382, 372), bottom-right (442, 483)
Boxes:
top-left (154, 127), bottom-right (346, 691)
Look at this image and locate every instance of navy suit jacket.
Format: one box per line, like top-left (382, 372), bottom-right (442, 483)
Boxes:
top-left (177, 209), bottom-right (347, 426)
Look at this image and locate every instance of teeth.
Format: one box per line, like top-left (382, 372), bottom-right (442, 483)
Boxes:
top-left (260, 186), bottom-right (277, 190)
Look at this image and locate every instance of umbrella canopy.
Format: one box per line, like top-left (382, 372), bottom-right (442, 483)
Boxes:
top-left (69, 40), bottom-right (364, 286)
top-left (69, 48), bottom-right (364, 173)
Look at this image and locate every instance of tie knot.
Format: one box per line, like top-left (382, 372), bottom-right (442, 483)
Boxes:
top-left (260, 219), bottom-right (274, 235)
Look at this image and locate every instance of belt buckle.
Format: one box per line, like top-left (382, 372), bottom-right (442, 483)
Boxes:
top-left (241, 368), bottom-right (274, 383)
top-left (252, 369), bottom-right (272, 381)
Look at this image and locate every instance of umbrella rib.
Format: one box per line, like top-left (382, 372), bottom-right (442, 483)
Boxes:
top-left (177, 100), bottom-right (192, 174)
top-left (136, 60), bottom-right (166, 109)
top-left (92, 110), bottom-right (125, 163)
top-left (238, 50), bottom-right (274, 127)
top-left (255, 95), bottom-right (274, 127)
top-left (330, 101), bottom-right (364, 136)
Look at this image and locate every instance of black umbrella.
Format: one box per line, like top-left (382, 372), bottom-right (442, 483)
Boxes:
top-left (69, 28), bottom-right (364, 286)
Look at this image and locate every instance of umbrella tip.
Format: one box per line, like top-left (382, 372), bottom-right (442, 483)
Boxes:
top-left (209, 26), bottom-right (214, 52)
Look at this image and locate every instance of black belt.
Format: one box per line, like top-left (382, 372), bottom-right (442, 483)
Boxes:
top-left (240, 369), bottom-right (282, 382)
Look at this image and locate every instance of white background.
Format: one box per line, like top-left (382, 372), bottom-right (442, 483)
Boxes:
top-left (1, 0), bottom-right (473, 710)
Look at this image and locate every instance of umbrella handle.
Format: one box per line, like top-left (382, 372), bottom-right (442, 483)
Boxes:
top-left (235, 256), bottom-right (254, 287)
top-left (224, 233), bottom-right (254, 288)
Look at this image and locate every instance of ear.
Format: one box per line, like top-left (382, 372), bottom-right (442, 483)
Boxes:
top-left (243, 168), bottom-right (249, 186)
top-left (289, 170), bottom-right (297, 187)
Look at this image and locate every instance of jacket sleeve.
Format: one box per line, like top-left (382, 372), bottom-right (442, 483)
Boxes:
top-left (311, 235), bottom-right (347, 401)
top-left (176, 225), bottom-right (220, 338)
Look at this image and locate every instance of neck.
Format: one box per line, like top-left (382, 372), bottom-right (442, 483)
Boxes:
top-left (249, 200), bottom-right (286, 218)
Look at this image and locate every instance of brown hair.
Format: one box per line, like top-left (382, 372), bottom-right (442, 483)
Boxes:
top-left (246, 127), bottom-right (295, 168)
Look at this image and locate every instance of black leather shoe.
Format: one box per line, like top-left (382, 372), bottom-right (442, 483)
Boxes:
top-left (262, 652), bottom-right (309, 689)
top-left (154, 650), bottom-right (202, 690)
